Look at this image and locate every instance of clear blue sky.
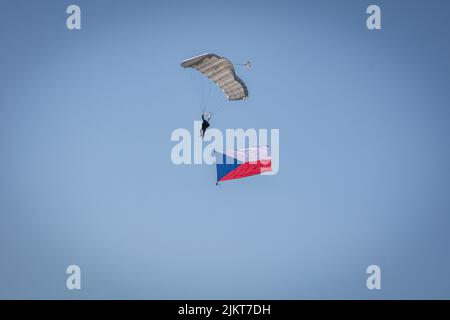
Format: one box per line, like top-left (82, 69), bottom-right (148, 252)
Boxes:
top-left (1, 0), bottom-right (450, 299)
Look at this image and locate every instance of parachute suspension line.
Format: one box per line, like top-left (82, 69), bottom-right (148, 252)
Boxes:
top-left (201, 73), bottom-right (221, 115)
top-left (202, 81), bottom-right (210, 114)
top-left (188, 70), bottom-right (206, 114)
top-left (210, 103), bottom-right (225, 117)
top-left (234, 61), bottom-right (252, 69)
top-left (181, 53), bottom-right (249, 117)
top-left (206, 80), bottom-right (215, 112)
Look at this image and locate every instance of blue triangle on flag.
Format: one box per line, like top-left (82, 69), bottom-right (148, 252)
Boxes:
top-left (216, 153), bottom-right (242, 182)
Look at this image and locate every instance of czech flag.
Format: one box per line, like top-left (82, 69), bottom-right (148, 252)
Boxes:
top-left (215, 146), bottom-right (272, 183)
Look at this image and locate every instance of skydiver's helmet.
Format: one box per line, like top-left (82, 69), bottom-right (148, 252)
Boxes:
top-left (203, 112), bottom-right (212, 121)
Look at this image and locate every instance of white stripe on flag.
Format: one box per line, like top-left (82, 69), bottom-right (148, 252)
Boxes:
top-left (224, 146), bottom-right (271, 163)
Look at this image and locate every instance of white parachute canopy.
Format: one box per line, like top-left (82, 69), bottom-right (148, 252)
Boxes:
top-left (181, 53), bottom-right (249, 101)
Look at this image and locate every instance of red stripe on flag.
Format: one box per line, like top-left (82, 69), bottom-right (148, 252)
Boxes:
top-left (219, 159), bottom-right (272, 182)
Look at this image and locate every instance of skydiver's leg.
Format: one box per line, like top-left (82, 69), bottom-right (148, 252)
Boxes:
top-left (201, 123), bottom-right (208, 139)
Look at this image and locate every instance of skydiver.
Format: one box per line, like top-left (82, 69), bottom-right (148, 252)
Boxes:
top-left (200, 113), bottom-right (211, 139)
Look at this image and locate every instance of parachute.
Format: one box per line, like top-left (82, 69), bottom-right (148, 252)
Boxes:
top-left (181, 53), bottom-right (248, 101)
top-left (180, 53), bottom-right (271, 185)
top-left (181, 53), bottom-right (249, 116)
